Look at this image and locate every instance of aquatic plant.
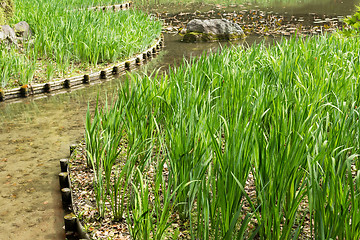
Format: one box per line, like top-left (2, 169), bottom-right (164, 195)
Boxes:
top-left (342, 5), bottom-right (360, 37)
top-left (344, 5), bottom-right (360, 29)
top-left (0, 7), bottom-right (5, 25)
top-left (84, 33), bottom-right (360, 238)
top-left (0, 0), bottom-right (162, 89)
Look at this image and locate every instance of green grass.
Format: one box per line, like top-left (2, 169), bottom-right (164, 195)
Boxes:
top-left (56, 0), bottom-right (125, 8)
top-left (0, 0), bottom-right (162, 89)
top-left (83, 32), bottom-right (360, 239)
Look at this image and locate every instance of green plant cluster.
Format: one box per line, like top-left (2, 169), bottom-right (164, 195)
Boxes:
top-left (86, 34), bottom-right (360, 239)
top-left (0, 0), bottom-right (162, 89)
top-left (0, 0), bottom-right (14, 24)
top-left (340, 5), bottom-right (360, 36)
top-left (0, 8), bottom-right (4, 25)
top-left (344, 6), bottom-right (360, 29)
top-left (63, 0), bottom-right (121, 8)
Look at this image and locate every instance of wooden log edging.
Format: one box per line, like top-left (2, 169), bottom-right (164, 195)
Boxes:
top-left (59, 144), bottom-right (90, 239)
top-left (87, 1), bottom-right (132, 11)
top-left (1, 34), bottom-right (164, 102)
top-left (67, 2), bottom-right (132, 13)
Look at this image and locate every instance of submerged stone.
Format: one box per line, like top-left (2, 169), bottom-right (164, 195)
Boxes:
top-left (183, 19), bottom-right (245, 42)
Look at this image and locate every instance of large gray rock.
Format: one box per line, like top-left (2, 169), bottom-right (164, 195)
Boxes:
top-left (14, 21), bottom-right (32, 39)
top-left (0, 25), bottom-right (17, 44)
top-left (187, 19), bottom-right (244, 35)
top-left (184, 19), bottom-right (244, 42)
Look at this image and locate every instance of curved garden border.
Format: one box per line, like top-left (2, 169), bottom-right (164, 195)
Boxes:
top-left (0, 37), bottom-right (163, 102)
top-left (0, 1), bottom-right (164, 102)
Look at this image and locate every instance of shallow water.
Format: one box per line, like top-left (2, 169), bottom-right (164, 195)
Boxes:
top-left (146, 0), bottom-right (360, 15)
top-left (0, 1), bottom-right (359, 239)
top-left (248, 0), bottom-right (359, 15)
top-left (0, 33), bottom-right (246, 240)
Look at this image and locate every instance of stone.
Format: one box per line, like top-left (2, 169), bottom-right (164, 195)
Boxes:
top-left (0, 24), bottom-right (16, 44)
top-left (14, 21), bottom-right (32, 39)
top-left (184, 19), bottom-right (245, 42)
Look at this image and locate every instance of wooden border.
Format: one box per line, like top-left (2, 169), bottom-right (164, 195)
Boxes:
top-left (87, 2), bottom-right (132, 11)
top-left (1, 36), bottom-right (163, 102)
top-left (59, 145), bottom-right (91, 239)
top-left (67, 2), bottom-right (132, 12)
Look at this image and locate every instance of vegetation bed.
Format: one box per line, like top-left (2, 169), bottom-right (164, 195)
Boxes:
top-left (71, 32), bottom-right (360, 239)
top-left (0, 0), bottom-right (162, 90)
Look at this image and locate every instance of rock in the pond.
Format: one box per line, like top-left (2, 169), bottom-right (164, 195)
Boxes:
top-left (14, 21), bottom-right (32, 39)
top-left (0, 24), bottom-right (16, 44)
top-left (183, 19), bottom-right (245, 42)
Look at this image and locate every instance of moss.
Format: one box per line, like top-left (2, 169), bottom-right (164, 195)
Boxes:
top-left (183, 32), bottom-right (203, 43)
top-left (0, 7), bottom-right (5, 25)
top-left (20, 84), bottom-right (29, 97)
top-left (183, 31), bottom-right (245, 43)
top-left (0, 0), bottom-right (14, 24)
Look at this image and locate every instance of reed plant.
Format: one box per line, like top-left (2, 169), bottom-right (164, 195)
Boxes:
top-left (0, 45), bottom-right (37, 87)
top-left (0, 0), bottom-right (161, 89)
top-left (63, 0), bottom-right (124, 8)
top-left (84, 33), bottom-right (360, 238)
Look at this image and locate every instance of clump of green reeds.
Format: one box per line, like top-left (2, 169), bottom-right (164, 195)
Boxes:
top-left (0, 0), bottom-right (162, 89)
top-left (0, 45), bottom-right (36, 87)
top-left (85, 33), bottom-right (360, 239)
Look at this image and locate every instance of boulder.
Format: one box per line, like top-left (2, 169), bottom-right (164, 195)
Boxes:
top-left (14, 21), bottom-right (32, 39)
top-left (183, 19), bottom-right (245, 42)
top-left (0, 24), bottom-right (16, 44)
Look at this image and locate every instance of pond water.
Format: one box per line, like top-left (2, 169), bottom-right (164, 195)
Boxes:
top-left (0, 33), bottom-right (249, 240)
top-left (0, 1), bottom-right (359, 239)
top-left (147, 0), bottom-right (360, 15)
